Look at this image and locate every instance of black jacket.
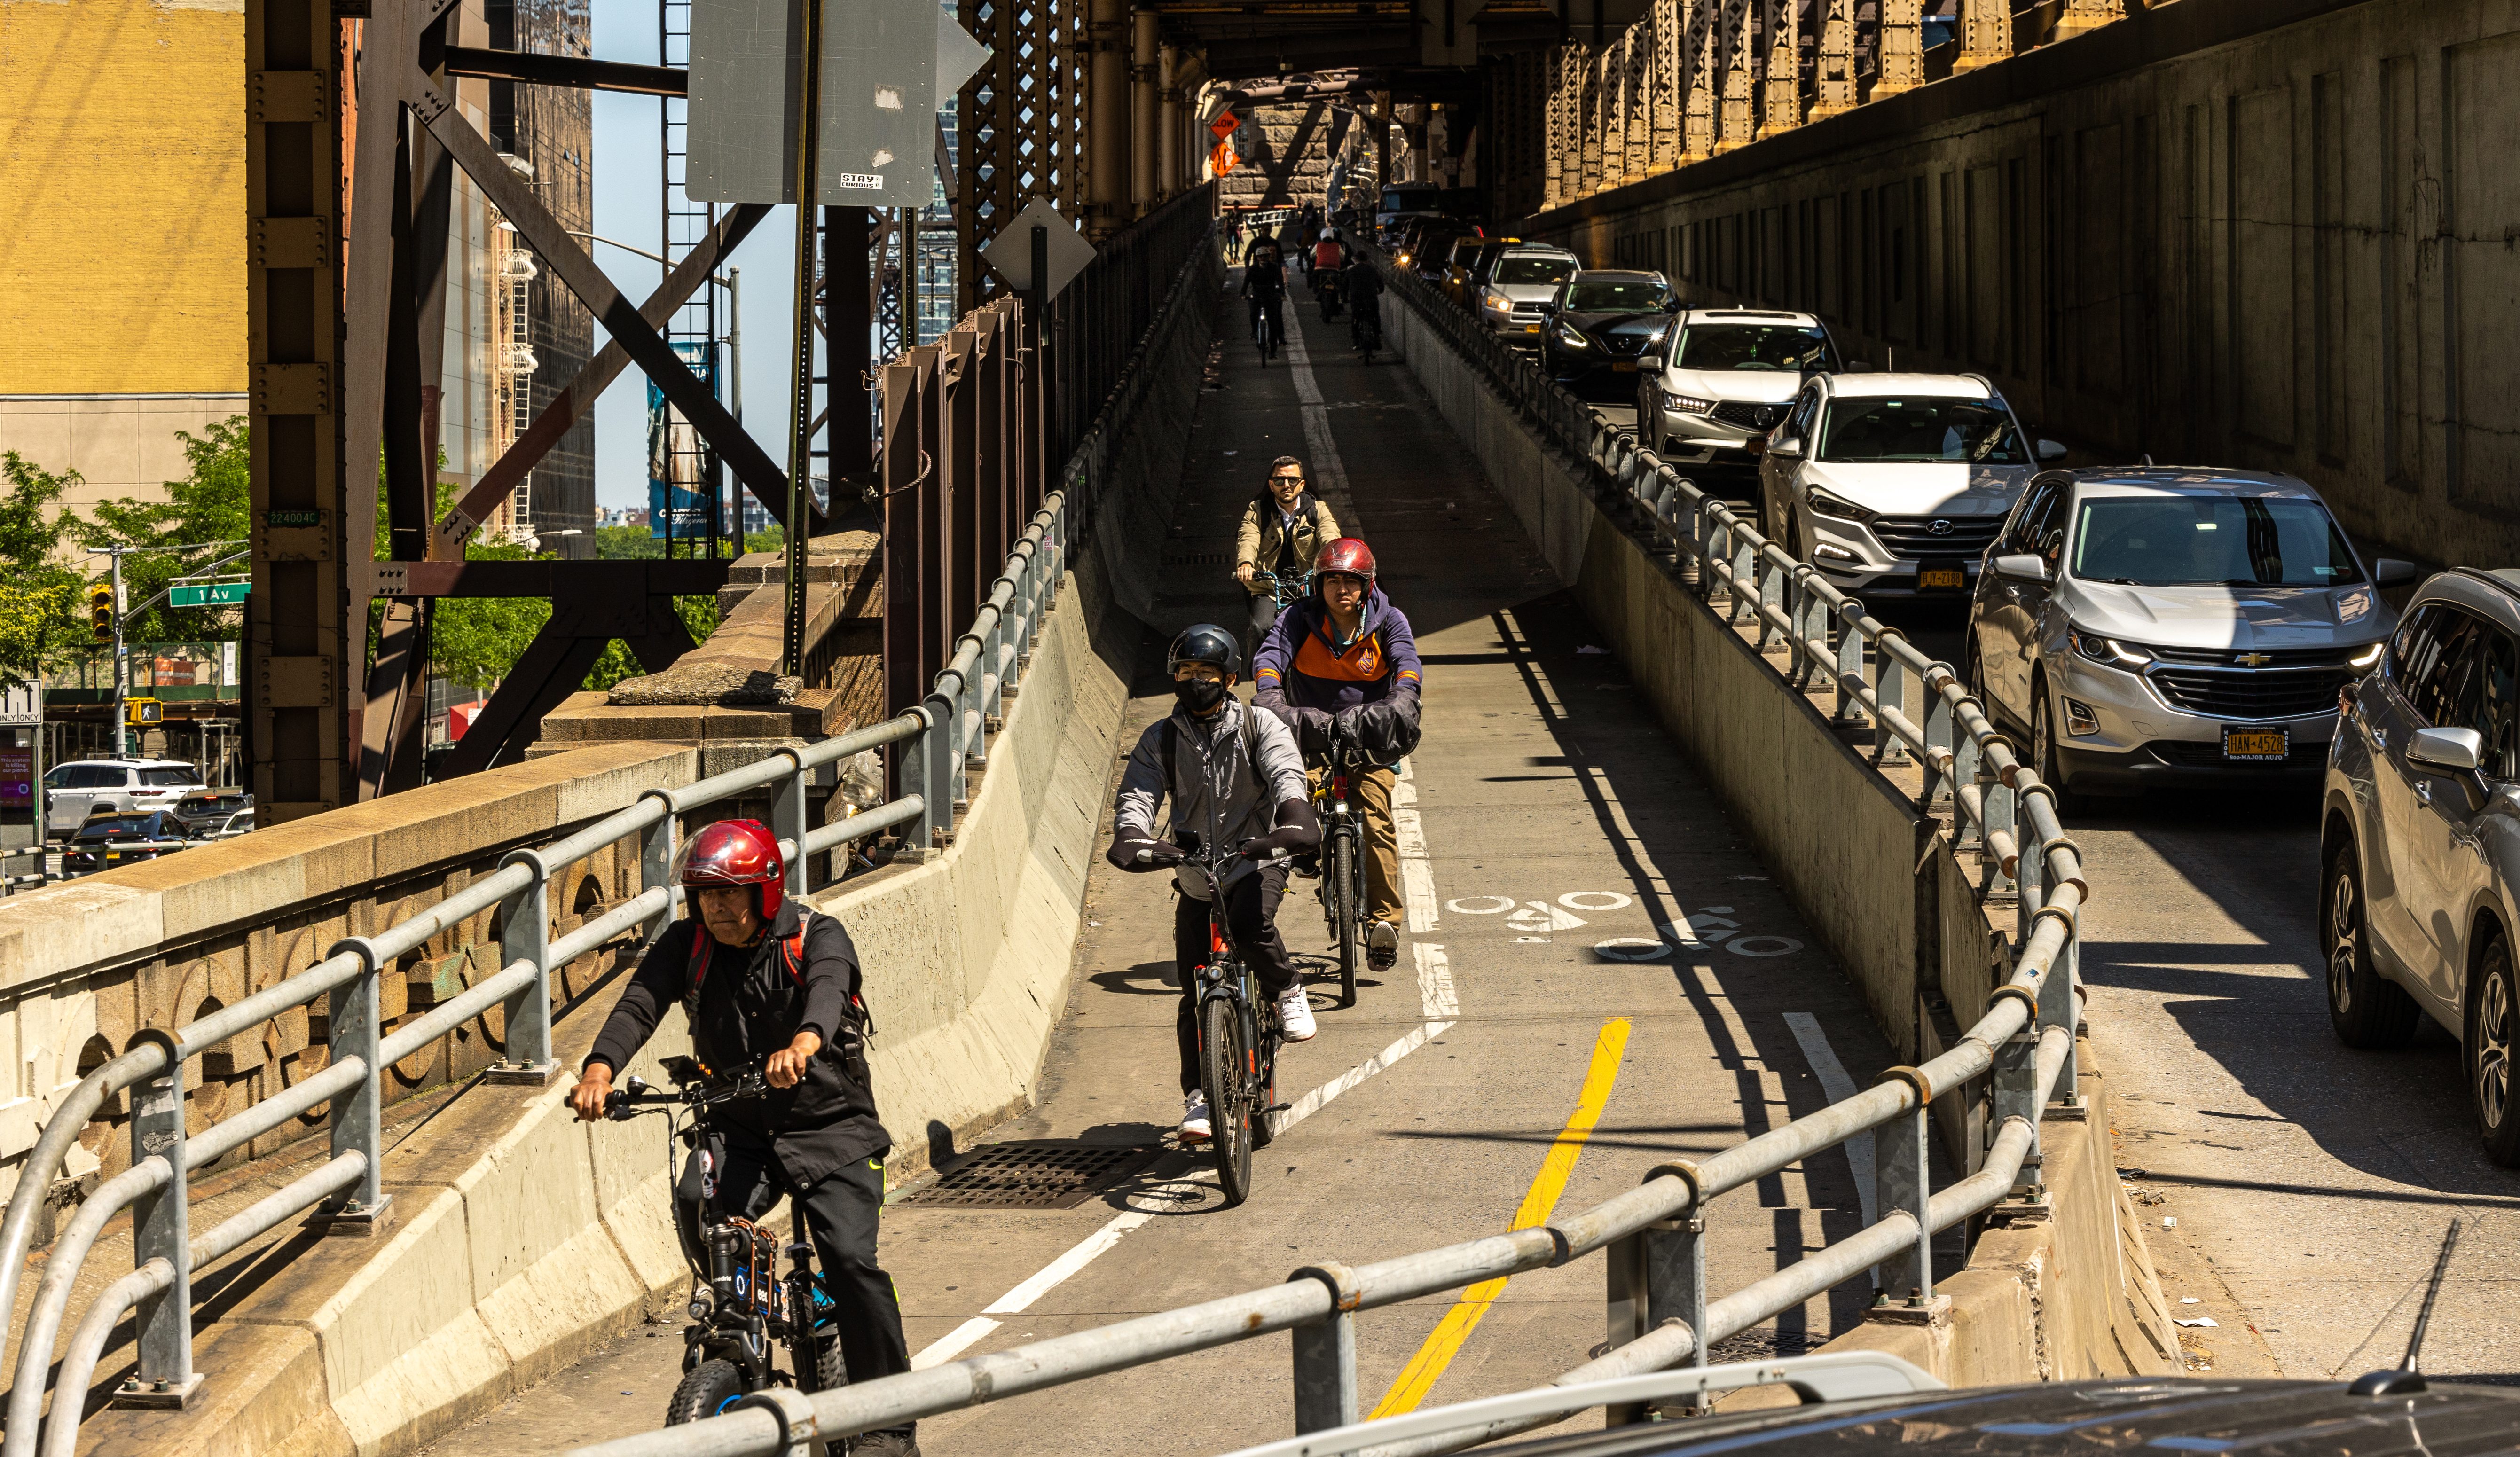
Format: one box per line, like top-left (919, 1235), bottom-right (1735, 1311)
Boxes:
top-left (586, 901), bottom-right (887, 1184)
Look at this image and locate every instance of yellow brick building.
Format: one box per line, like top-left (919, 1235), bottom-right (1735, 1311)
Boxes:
top-left (0, 0), bottom-right (250, 516)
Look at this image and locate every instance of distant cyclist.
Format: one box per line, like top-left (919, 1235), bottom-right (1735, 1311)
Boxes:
top-left (1311, 229), bottom-right (1347, 276)
top-left (1234, 456), bottom-right (1341, 660)
top-left (1242, 240), bottom-right (1288, 356)
top-left (1108, 627), bottom-right (1321, 1142)
top-left (1253, 539), bottom-right (1423, 972)
top-left (1343, 251), bottom-right (1385, 355)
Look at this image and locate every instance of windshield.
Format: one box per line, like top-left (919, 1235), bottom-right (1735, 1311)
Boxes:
top-left (1818, 398), bottom-right (2027, 463)
top-left (140, 766), bottom-right (196, 786)
top-left (1380, 186), bottom-right (1437, 213)
top-left (1565, 280), bottom-right (1670, 312)
top-left (1494, 258), bottom-right (1577, 286)
top-left (2071, 497), bottom-right (2366, 587)
top-left (1674, 324), bottom-right (1835, 372)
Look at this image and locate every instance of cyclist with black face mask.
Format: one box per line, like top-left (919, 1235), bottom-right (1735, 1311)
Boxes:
top-left (1107, 625), bottom-right (1320, 1143)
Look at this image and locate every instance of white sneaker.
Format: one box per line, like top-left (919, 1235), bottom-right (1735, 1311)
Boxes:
top-left (1278, 987), bottom-right (1319, 1042)
top-left (1178, 1091), bottom-right (1212, 1143)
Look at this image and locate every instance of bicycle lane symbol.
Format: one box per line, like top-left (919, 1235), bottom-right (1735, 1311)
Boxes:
top-left (1444, 891), bottom-right (1633, 942)
top-left (1591, 906), bottom-right (1806, 963)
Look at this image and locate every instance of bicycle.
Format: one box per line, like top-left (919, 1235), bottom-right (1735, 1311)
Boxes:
top-left (1311, 715), bottom-right (1373, 1009)
top-left (1244, 568), bottom-right (1312, 665)
top-left (1350, 299), bottom-right (1382, 365)
top-left (1253, 296), bottom-right (1282, 365)
top-left (1135, 834), bottom-right (1284, 1206)
top-left (604, 1057), bottom-right (844, 1422)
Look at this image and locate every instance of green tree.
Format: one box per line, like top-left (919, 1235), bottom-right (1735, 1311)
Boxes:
top-left (71, 416), bottom-right (251, 643)
top-left (0, 453), bottom-right (85, 689)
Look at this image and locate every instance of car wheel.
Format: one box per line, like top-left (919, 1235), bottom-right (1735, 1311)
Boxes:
top-left (2030, 678), bottom-right (2082, 819)
top-left (2323, 838), bottom-right (2418, 1050)
top-left (2469, 931), bottom-right (2520, 1166)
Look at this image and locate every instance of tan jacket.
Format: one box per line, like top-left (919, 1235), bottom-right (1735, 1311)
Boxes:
top-left (1234, 494), bottom-right (1341, 582)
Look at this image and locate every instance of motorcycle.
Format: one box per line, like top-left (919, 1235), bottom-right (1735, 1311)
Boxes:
top-left (1313, 267), bottom-right (1344, 322)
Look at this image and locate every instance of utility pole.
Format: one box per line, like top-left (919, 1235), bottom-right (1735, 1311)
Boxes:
top-left (783, 0), bottom-right (826, 677)
top-left (109, 550), bottom-right (127, 760)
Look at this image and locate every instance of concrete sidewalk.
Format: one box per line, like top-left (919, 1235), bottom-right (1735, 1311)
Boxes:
top-left (418, 282), bottom-right (1912, 1457)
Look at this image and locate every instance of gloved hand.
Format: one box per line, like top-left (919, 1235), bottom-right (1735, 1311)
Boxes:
top-left (1107, 836), bottom-right (1185, 871)
top-left (1238, 799), bottom-right (1320, 857)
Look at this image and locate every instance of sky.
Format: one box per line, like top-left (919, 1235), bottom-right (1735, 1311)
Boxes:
top-left (584, 5), bottom-right (800, 511)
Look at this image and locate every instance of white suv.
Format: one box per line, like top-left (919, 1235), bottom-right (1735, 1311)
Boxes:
top-left (41, 759), bottom-right (205, 838)
top-left (1759, 372), bottom-right (2064, 598)
top-left (1637, 309), bottom-right (1845, 494)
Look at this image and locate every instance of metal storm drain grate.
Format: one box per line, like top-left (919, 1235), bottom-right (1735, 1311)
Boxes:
top-left (896, 1142), bottom-right (1162, 1210)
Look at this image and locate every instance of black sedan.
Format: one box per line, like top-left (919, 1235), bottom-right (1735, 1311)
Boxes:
top-left (64, 810), bottom-right (189, 875)
top-left (1540, 271), bottom-right (1679, 400)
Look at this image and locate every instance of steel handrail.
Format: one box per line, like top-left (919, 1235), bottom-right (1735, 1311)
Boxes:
top-left (8, 488), bottom-right (1075, 1454)
top-left (558, 255), bottom-right (2099, 1457)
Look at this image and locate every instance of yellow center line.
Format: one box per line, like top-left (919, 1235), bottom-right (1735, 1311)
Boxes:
top-left (1367, 1017), bottom-right (1633, 1419)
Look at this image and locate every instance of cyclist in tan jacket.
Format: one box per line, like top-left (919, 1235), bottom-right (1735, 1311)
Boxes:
top-left (1233, 456), bottom-right (1342, 660)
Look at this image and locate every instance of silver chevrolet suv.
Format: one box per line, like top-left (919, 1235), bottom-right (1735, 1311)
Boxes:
top-left (2325, 568), bottom-right (2520, 1166)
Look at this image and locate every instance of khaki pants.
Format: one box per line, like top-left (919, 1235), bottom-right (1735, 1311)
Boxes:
top-left (1308, 765), bottom-right (1402, 924)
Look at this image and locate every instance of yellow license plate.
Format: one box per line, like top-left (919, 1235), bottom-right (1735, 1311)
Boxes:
top-left (1918, 567), bottom-right (1965, 591)
top-left (1611, 360), bottom-right (1639, 372)
top-left (1521, 325), bottom-right (1539, 334)
top-left (2223, 727), bottom-right (2289, 761)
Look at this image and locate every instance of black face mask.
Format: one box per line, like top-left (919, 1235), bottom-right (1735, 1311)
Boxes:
top-left (1174, 677), bottom-right (1229, 713)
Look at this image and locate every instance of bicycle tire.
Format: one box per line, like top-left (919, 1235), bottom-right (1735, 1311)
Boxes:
top-left (666, 1358), bottom-right (747, 1425)
top-left (1331, 833), bottom-right (1359, 1006)
top-left (1200, 994), bottom-right (1255, 1206)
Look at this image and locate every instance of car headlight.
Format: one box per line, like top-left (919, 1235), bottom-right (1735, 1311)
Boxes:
top-left (1805, 486), bottom-right (1877, 524)
top-left (2068, 626), bottom-right (2152, 667)
top-left (1554, 323), bottom-right (1591, 348)
top-left (2349, 642), bottom-right (2384, 669)
top-left (1660, 391), bottom-right (1714, 415)
top-left (1483, 290), bottom-right (1510, 311)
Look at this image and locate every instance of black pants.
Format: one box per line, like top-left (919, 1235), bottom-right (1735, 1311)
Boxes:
top-left (1173, 864), bottom-right (1295, 1094)
top-left (677, 1134), bottom-right (911, 1395)
top-left (1248, 293), bottom-right (1282, 342)
top-left (1247, 589), bottom-right (1283, 664)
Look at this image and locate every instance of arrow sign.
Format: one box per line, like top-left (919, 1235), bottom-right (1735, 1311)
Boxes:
top-left (1210, 140), bottom-right (1239, 178)
top-left (981, 198), bottom-right (1097, 298)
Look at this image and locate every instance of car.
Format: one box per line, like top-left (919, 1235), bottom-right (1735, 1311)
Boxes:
top-left (2325, 566), bottom-right (2520, 1164)
top-left (172, 788), bottom-right (254, 838)
top-left (1636, 308), bottom-right (1847, 495)
top-left (1434, 233), bottom-right (1493, 302)
top-left (1375, 180), bottom-right (1442, 244)
top-left (1967, 467), bottom-right (2408, 808)
top-left (1760, 372), bottom-right (2062, 596)
top-left (1411, 223), bottom-right (1480, 281)
top-left (1471, 245), bottom-right (1582, 342)
top-left (1538, 270), bottom-right (1678, 395)
top-left (1444, 236), bottom-right (1522, 307)
top-left (40, 758), bottom-right (206, 839)
top-left (1390, 217), bottom-right (1458, 271)
top-left (63, 809), bottom-right (188, 875)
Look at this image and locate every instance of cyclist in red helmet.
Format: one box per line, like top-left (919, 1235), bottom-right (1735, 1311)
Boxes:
top-left (569, 819), bottom-right (920, 1457)
top-left (1252, 538), bottom-right (1423, 973)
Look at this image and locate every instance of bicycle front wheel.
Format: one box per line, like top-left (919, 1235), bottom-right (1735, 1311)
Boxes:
top-left (1200, 995), bottom-right (1255, 1205)
top-left (1330, 832), bottom-right (1359, 1006)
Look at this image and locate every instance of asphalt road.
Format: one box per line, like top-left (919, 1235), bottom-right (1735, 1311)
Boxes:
top-left (421, 283), bottom-right (1921, 1455)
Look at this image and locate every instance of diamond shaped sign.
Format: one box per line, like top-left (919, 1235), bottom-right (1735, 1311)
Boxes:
top-left (981, 197), bottom-right (1097, 298)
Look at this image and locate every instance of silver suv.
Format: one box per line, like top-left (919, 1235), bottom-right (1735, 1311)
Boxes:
top-left (2325, 569), bottom-right (2520, 1165)
top-left (40, 758), bottom-right (205, 838)
top-left (1636, 309), bottom-right (1844, 494)
top-left (1474, 245), bottom-right (1580, 341)
top-left (1967, 468), bottom-right (2410, 805)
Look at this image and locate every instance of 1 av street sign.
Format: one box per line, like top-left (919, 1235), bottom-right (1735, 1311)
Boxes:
top-left (170, 582), bottom-right (251, 608)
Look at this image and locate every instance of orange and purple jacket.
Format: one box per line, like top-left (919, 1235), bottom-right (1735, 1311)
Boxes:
top-left (1251, 586), bottom-right (1423, 713)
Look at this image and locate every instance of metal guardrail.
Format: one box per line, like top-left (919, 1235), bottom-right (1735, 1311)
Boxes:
top-left (556, 251), bottom-right (2095, 1457)
top-left (0, 497), bottom-right (1070, 1457)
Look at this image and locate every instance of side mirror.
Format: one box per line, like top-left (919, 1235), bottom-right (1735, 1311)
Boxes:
top-left (2374, 558), bottom-right (2418, 587)
top-left (1992, 552), bottom-right (2050, 585)
top-left (1637, 355), bottom-right (1666, 374)
top-left (2035, 439), bottom-right (2070, 462)
top-left (2408, 726), bottom-right (2486, 773)
top-left (1662, 297), bottom-right (1682, 313)
top-left (1537, 301), bottom-right (1559, 315)
top-left (1767, 436), bottom-right (1805, 460)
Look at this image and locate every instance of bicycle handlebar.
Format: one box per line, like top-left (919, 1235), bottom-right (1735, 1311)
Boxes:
top-left (601, 1060), bottom-right (770, 1120)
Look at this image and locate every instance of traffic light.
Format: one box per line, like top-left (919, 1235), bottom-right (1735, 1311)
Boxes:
top-left (87, 584), bottom-right (114, 642)
top-left (126, 698), bottom-right (162, 726)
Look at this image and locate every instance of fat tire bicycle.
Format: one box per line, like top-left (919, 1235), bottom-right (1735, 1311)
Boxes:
top-left (605, 1057), bottom-right (845, 1424)
top-left (1313, 716), bottom-right (1374, 1009)
top-left (1136, 834), bottom-right (1285, 1206)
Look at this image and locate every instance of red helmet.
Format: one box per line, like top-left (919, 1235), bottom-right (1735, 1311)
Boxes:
top-left (1316, 537), bottom-right (1377, 584)
top-left (675, 818), bottom-right (787, 921)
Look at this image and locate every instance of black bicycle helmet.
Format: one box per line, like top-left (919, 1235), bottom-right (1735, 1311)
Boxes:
top-left (1168, 624), bottom-right (1241, 679)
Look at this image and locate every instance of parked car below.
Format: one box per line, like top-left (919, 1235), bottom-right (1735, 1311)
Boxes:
top-left (64, 810), bottom-right (189, 875)
top-left (173, 789), bottom-right (254, 838)
top-left (40, 758), bottom-right (204, 839)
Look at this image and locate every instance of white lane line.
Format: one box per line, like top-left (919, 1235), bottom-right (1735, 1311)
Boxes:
top-left (1280, 324), bottom-right (1357, 519)
top-left (1394, 757), bottom-right (1440, 934)
top-left (912, 1316), bottom-right (1001, 1369)
top-left (1414, 941), bottom-right (1459, 1020)
top-left (1782, 1012), bottom-right (1876, 1228)
top-left (1271, 1018), bottom-right (1453, 1136)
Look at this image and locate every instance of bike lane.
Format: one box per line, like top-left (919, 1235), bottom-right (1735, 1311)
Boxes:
top-left (416, 271), bottom-right (1925, 1457)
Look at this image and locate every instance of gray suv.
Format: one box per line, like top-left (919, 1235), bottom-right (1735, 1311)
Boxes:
top-left (2325, 568), bottom-right (2520, 1165)
top-left (1967, 468), bottom-right (2410, 806)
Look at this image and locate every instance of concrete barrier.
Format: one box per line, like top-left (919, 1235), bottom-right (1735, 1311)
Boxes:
top-left (1376, 289), bottom-right (2175, 1390)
